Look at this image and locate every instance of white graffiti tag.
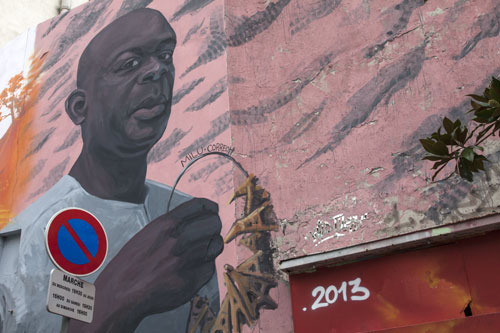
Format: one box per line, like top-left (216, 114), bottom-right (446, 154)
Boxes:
top-left (305, 213), bottom-right (368, 246)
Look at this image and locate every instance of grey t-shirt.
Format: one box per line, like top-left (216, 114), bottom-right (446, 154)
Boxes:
top-left (0, 175), bottom-right (219, 333)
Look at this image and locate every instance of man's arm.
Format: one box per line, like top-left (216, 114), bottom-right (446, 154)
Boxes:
top-left (68, 198), bottom-right (224, 332)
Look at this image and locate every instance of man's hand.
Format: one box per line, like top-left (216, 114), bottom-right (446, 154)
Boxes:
top-left (69, 198), bottom-right (223, 332)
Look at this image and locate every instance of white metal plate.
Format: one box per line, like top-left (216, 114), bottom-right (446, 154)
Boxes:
top-left (46, 269), bottom-right (95, 323)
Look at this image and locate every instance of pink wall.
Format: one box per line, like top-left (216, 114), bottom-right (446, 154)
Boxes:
top-left (226, 1), bottom-right (500, 330)
top-left (2, 0), bottom-right (500, 331)
top-left (227, 0), bottom-right (500, 259)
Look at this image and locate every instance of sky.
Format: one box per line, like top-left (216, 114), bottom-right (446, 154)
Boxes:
top-left (0, 27), bottom-right (35, 140)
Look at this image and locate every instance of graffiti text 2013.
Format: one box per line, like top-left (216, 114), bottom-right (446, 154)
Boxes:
top-left (307, 278), bottom-right (370, 311)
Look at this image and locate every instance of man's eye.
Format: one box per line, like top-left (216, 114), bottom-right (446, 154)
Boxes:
top-left (158, 51), bottom-right (172, 62)
top-left (120, 58), bottom-right (140, 70)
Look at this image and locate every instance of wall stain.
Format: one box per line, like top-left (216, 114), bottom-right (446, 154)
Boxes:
top-left (178, 112), bottom-right (229, 159)
top-left (172, 77), bottom-right (205, 105)
top-left (453, 3), bottom-right (500, 60)
top-left (147, 128), bottom-right (191, 164)
top-left (182, 19), bottom-right (205, 45)
top-left (47, 111), bottom-right (62, 123)
top-left (22, 159), bottom-right (47, 186)
top-left (227, 0), bottom-right (291, 47)
top-left (23, 127), bottom-right (56, 159)
top-left (48, 73), bottom-right (73, 101)
top-left (228, 76), bottom-right (246, 84)
top-left (180, 10), bottom-right (226, 78)
top-left (186, 77), bottom-right (226, 112)
top-left (47, 85), bottom-right (75, 116)
top-left (445, 0), bottom-right (470, 24)
top-left (290, 0), bottom-right (341, 36)
top-left (300, 44), bottom-right (426, 168)
top-left (280, 98), bottom-right (328, 144)
top-left (39, 61), bottom-right (72, 103)
top-left (42, 11), bottom-right (69, 38)
top-left (29, 157), bottom-right (69, 199)
top-left (171, 0), bottom-right (215, 22)
top-left (231, 52), bottom-right (335, 126)
top-left (188, 158), bottom-right (229, 182)
top-left (214, 169), bottom-right (234, 196)
top-left (54, 128), bottom-right (81, 153)
top-left (115, 0), bottom-right (153, 18)
top-left (42, 0), bottom-right (113, 72)
top-left (365, 0), bottom-right (426, 59)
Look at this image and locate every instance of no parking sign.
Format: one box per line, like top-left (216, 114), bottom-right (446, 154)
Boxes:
top-left (45, 208), bottom-right (108, 276)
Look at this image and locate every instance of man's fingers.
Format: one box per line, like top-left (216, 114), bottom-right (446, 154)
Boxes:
top-left (206, 235), bottom-right (224, 259)
top-left (171, 209), bottom-right (222, 241)
top-left (181, 235), bottom-right (224, 265)
top-left (177, 211), bottom-right (221, 236)
top-left (174, 215), bottom-right (222, 255)
top-left (169, 198), bottom-right (219, 221)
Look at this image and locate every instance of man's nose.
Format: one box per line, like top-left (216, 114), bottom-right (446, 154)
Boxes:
top-left (138, 57), bottom-right (170, 83)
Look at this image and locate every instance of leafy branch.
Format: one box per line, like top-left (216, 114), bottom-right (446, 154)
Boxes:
top-left (420, 77), bottom-right (500, 182)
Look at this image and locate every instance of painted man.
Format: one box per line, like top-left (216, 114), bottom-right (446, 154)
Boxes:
top-left (0, 8), bottom-right (223, 333)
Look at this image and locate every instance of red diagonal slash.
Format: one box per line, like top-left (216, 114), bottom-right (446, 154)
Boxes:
top-left (62, 220), bottom-right (93, 261)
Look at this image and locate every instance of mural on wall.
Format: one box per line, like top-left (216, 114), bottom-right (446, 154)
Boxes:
top-left (0, 1), bottom-right (280, 333)
top-left (3, 0), bottom-right (500, 332)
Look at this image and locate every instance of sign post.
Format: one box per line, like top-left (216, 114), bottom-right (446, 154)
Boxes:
top-left (46, 269), bottom-right (96, 323)
top-left (45, 207), bottom-right (107, 328)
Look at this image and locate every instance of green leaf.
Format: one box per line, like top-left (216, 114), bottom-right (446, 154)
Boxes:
top-left (490, 77), bottom-right (500, 102)
top-left (443, 117), bottom-right (454, 133)
top-left (492, 107), bottom-right (500, 119)
top-left (433, 141), bottom-right (449, 156)
top-left (423, 155), bottom-right (447, 161)
top-left (474, 107), bottom-right (494, 122)
top-left (472, 155), bottom-right (485, 171)
top-left (420, 139), bottom-right (448, 156)
top-left (457, 126), bottom-right (468, 144)
top-left (485, 88), bottom-right (492, 100)
top-left (489, 99), bottom-right (500, 108)
top-left (462, 147), bottom-right (474, 162)
top-left (420, 138), bottom-right (436, 154)
top-left (440, 133), bottom-right (453, 145)
top-left (458, 159), bottom-right (473, 181)
top-left (471, 100), bottom-right (483, 110)
top-left (469, 145), bottom-right (484, 152)
top-left (467, 94), bottom-right (490, 103)
top-left (477, 123), bottom-right (495, 142)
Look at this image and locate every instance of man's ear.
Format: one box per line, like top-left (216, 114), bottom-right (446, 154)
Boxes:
top-left (65, 89), bottom-right (87, 125)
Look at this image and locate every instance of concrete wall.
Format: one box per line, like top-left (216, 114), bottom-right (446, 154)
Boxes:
top-left (1, 0), bottom-right (500, 332)
top-left (226, 0), bottom-right (500, 258)
top-left (225, 0), bottom-right (500, 329)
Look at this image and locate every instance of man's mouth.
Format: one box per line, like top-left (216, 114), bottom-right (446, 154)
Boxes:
top-left (131, 96), bottom-right (168, 120)
top-left (132, 103), bottom-right (167, 120)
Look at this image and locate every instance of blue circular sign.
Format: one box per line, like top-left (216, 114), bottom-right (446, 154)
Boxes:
top-left (45, 208), bottom-right (108, 276)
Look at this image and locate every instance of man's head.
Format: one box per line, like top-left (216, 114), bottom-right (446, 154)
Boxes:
top-left (65, 8), bottom-right (176, 159)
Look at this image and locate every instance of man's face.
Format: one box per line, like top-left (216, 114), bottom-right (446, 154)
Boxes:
top-left (79, 9), bottom-right (176, 158)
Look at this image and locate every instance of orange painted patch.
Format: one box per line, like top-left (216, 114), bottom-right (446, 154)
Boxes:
top-left (0, 54), bottom-right (45, 230)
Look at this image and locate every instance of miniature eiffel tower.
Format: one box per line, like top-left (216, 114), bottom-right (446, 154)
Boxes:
top-left (187, 174), bottom-right (279, 332)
